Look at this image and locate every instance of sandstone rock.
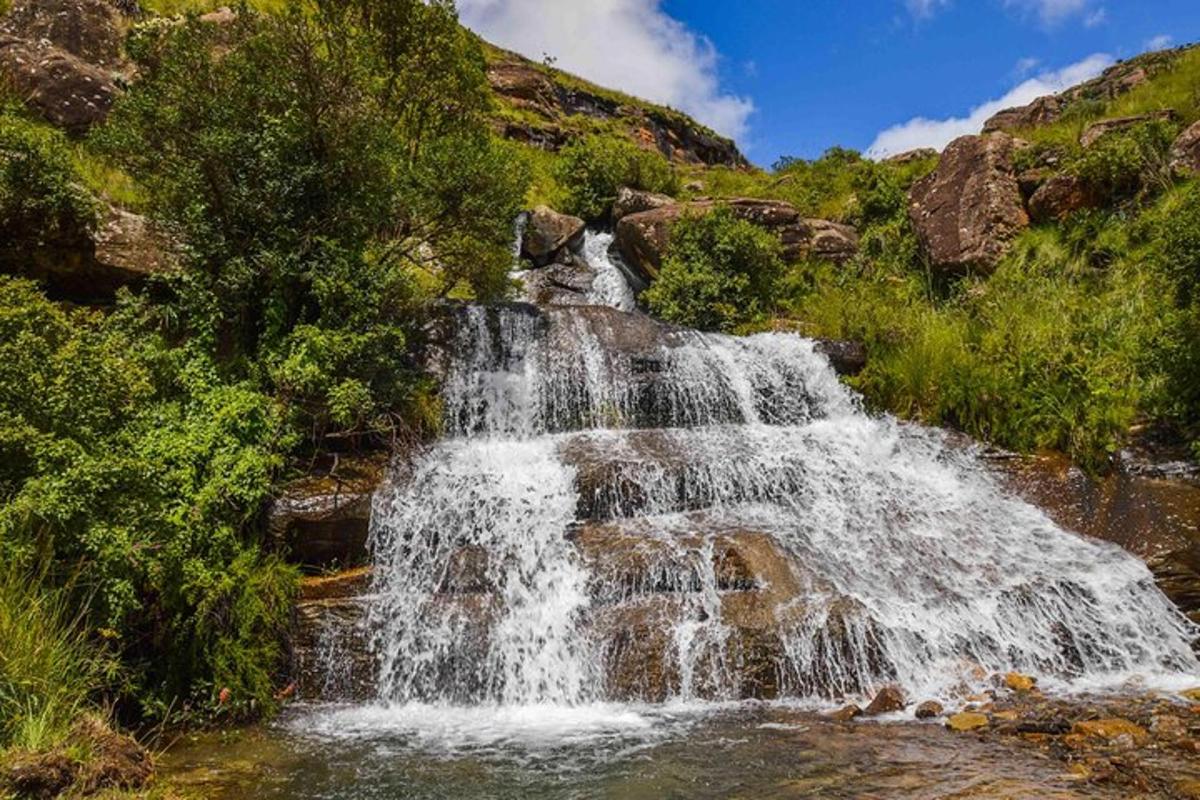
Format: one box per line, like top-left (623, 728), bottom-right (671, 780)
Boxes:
top-left (1003, 672), bottom-right (1037, 693)
top-left (1080, 110), bottom-right (1179, 148)
top-left (1170, 121), bottom-right (1200, 175)
top-left (983, 95), bottom-right (1063, 134)
top-left (864, 685), bottom-right (906, 715)
top-left (829, 704), bottom-right (863, 722)
top-left (1072, 718), bottom-right (1150, 747)
top-left (299, 567), bottom-right (371, 602)
top-left (268, 453), bottom-right (387, 570)
top-left (615, 198), bottom-right (858, 287)
top-left (1183, 688), bottom-right (1200, 703)
top-left (915, 700), bottom-right (944, 719)
top-left (908, 133), bottom-right (1029, 276)
top-left (0, 0), bottom-right (127, 68)
top-left (1027, 174), bottom-right (1100, 223)
top-left (612, 186), bottom-right (675, 223)
top-left (0, 35), bottom-right (119, 131)
top-left (883, 147), bottom-right (938, 164)
top-left (947, 711), bottom-right (990, 732)
top-left (521, 205), bottom-right (585, 266)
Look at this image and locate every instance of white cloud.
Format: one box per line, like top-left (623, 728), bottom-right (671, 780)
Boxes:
top-left (1147, 34), bottom-right (1174, 50)
top-left (906, 0), bottom-right (951, 18)
top-left (1013, 57), bottom-right (1040, 78)
top-left (1004, 0), bottom-right (1093, 25)
top-left (456, 0), bottom-right (755, 142)
top-left (1083, 8), bottom-right (1108, 27)
top-left (867, 53), bottom-right (1112, 158)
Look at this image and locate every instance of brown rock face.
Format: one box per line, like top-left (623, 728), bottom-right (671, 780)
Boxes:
top-left (1171, 121), bottom-right (1200, 175)
top-left (1079, 110), bottom-right (1179, 148)
top-left (907, 133), bottom-right (1029, 275)
top-left (883, 147), bottom-right (938, 164)
top-left (0, 35), bottom-right (119, 131)
top-left (611, 186), bottom-right (675, 223)
top-left (521, 205), bottom-right (586, 267)
top-left (615, 198), bottom-right (858, 287)
top-left (1027, 174), bottom-right (1101, 223)
top-left (982, 95), bottom-right (1063, 134)
top-left (0, 0), bottom-right (127, 68)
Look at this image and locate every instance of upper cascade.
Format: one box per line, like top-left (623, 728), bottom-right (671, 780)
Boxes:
top-left (355, 229), bottom-right (1200, 711)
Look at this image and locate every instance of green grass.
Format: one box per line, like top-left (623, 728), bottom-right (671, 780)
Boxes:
top-left (71, 146), bottom-right (147, 210)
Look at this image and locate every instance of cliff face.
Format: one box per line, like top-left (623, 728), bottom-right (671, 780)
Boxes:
top-left (484, 45), bottom-right (748, 169)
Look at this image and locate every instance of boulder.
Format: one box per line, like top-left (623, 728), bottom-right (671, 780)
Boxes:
top-left (1003, 672), bottom-right (1037, 693)
top-left (615, 198), bottom-right (858, 287)
top-left (864, 685), bottom-right (906, 715)
top-left (0, 0), bottom-right (128, 68)
top-left (611, 186), bottom-right (675, 223)
top-left (267, 453), bottom-right (387, 571)
top-left (521, 205), bottom-right (585, 267)
top-left (813, 338), bottom-right (866, 377)
top-left (907, 133), bottom-right (1029, 276)
top-left (3, 204), bottom-right (178, 302)
top-left (829, 704), bottom-right (863, 722)
top-left (0, 35), bottom-right (119, 132)
top-left (983, 95), bottom-right (1063, 134)
top-left (915, 700), bottom-right (944, 719)
top-left (883, 147), bottom-right (938, 164)
top-left (1080, 110), bottom-right (1179, 148)
top-left (1170, 121), bottom-right (1200, 175)
top-left (1027, 174), bottom-right (1101, 223)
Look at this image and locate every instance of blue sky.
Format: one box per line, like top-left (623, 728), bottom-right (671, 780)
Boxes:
top-left (458, 0), bottom-right (1200, 165)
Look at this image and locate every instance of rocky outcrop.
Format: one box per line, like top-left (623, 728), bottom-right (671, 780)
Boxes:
top-left (614, 198), bottom-right (859, 286)
top-left (485, 47), bottom-right (747, 168)
top-left (3, 204), bottom-right (178, 301)
top-left (611, 186), bottom-right (675, 223)
top-left (0, 0), bottom-right (128, 67)
top-left (907, 133), bottom-right (1029, 276)
top-left (982, 95), bottom-right (1064, 134)
top-left (520, 205), bottom-right (585, 268)
top-left (1027, 174), bottom-right (1101, 223)
top-left (267, 453), bottom-right (387, 571)
top-left (882, 147), bottom-right (938, 164)
top-left (0, 35), bottom-right (119, 131)
top-left (1170, 120), bottom-right (1200, 175)
top-left (1079, 110), bottom-right (1179, 148)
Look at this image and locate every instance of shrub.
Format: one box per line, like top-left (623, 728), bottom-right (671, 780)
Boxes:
top-left (1068, 119), bottom-right (1178, 202)
top-left (555, 134), bottom-right (678, 220)
top-left (644, 206), bottom-right (784, 331)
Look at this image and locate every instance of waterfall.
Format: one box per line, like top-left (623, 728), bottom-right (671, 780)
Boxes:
top-left (365, 293), bottom-right (1199, 710)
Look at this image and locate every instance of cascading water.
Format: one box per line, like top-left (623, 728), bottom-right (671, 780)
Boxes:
top-left (360, 235), bottom-right (1199, 723)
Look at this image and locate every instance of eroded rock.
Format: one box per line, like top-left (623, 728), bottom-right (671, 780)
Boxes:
top-left (864, 685), bottom-right (906, 715)
top-left (521, 205), bottom-right (585, 267)
top-left (1027, 174), bottom-right (1101, 223)
top-left (983, 95), bottom-right (1064, 134)
top-left (915, 700), bottom-right (945, 719)
top-left (0, 35), bottom-right (119, 131)
top-left (612, 186), bottom-right (675, 222)
top-left (0, 0), bottom-right (128, 68)
top-left (908, 133), bottom-right (1029, 275)
top-left (1079, 110), bottom-right (1179, 148)
top-left (1170, 120), bottom-right (1200, 175)
top-left (947, 711), bottom-right (990, 732)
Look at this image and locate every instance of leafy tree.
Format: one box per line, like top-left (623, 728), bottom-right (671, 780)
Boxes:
top-left (644, 206), bottom-right (784, 331)
top-left (555, 134), bottom-right (678, 220)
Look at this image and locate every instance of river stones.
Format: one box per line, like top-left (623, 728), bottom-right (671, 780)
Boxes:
top-left (947, 712), bottom-right (990, 732)
top-left (864, 686), bottom-right (906, 716)
top-left (915, 700), bottom-right (944, 719)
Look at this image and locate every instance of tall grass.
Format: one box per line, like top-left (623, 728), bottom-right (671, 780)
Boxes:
top-left (0, 570), bottom-right (112, 753)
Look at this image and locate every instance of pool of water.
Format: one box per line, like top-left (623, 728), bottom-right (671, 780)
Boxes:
top-left (162, 702), bottom-right (1123, 799)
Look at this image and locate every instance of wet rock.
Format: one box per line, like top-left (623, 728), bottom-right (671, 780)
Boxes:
top-left (1071, 718), bottom-right (1150, 747)
top-left (813, 338), bottom-right (866, 377)
top-left (268, 452), bottom-right (387, 571)
top-left (908, 133), bottom-right (1029, 276)
top-left (612, 186), bottom-right (675, 223)
top-left (864, 686), bottom-right (906, 715)
top-left (437, 545), bottom-right (492, 594)
top-left (1079, 110), bottom-right (1179, 148)
top-left (915, 700), bottom-right (944, 719)
top-left (299, 567), bottom-right (371, 602)
top-left (0, 35), bottom-right (119, 132)
top-left (292, 595), bottom-right (376, 702)
top-left (1003, 672), bottom-right (1037, 693)
top-left (1150, 714), bottom-right (1188, 742)
top-left (829, 704), bottom-right (863, 722)
top-left (1182, 688), bottom-right (1200, 702)
top-left (615, 199), bottom-right (858, 287)
top-left (947, 711), bottom-right (990, 732)
top-left (521, 205), bottom-right (586, 267)
top-left (1027, 174), bottom-right (1101, 223)
top-left (0, 0), bottom-right (128, 68)
top-left (983, 94), bottom-right (1064, 134)
top-left (1170, 120), bottom-right (1200, 175)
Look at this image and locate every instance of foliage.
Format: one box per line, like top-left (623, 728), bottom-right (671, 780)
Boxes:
top-left (99, 0), bottom-right (526, 442)
top-left (555, 134), bottom-right (678, 220)
top-left (0, 102), bottom-right (98, 251)
top-left (0, 569), bottom-right (115, 752)
top-left (0, 277), bottom-right (299, 717)
top-left (644, 206), bottom-right (784, 332)
top-left (1068, 119), bottom-right (1178, 202)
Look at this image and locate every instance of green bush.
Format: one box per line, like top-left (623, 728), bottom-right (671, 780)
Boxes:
top-left (0, 103), bottom-right (98, 253)
top-left (1069, 119), bottom-right (1178, 202)
top-left (644, 206), bottom-right (784, 332)
top-left (555, 134), bottom-right (678, 220)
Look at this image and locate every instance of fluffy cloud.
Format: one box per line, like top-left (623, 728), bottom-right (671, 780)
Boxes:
top-left (906, 0), bottom-right (951, 18)
top-left (456, 0), bottom-right (754, 142)
top-left (1147, 34), bottom-right (1174, 51)
top-left (1004, 0), bottom-right (1095, 24)
top-left (866, 54), bottom-right (1112, 158)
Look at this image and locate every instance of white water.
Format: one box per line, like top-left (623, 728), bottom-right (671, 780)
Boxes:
top-left (350, 243), bottom-right (1199, 746)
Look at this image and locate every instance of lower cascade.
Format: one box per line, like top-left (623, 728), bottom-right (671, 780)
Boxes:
top-left (325, 231), bottom-right (1198, 718)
